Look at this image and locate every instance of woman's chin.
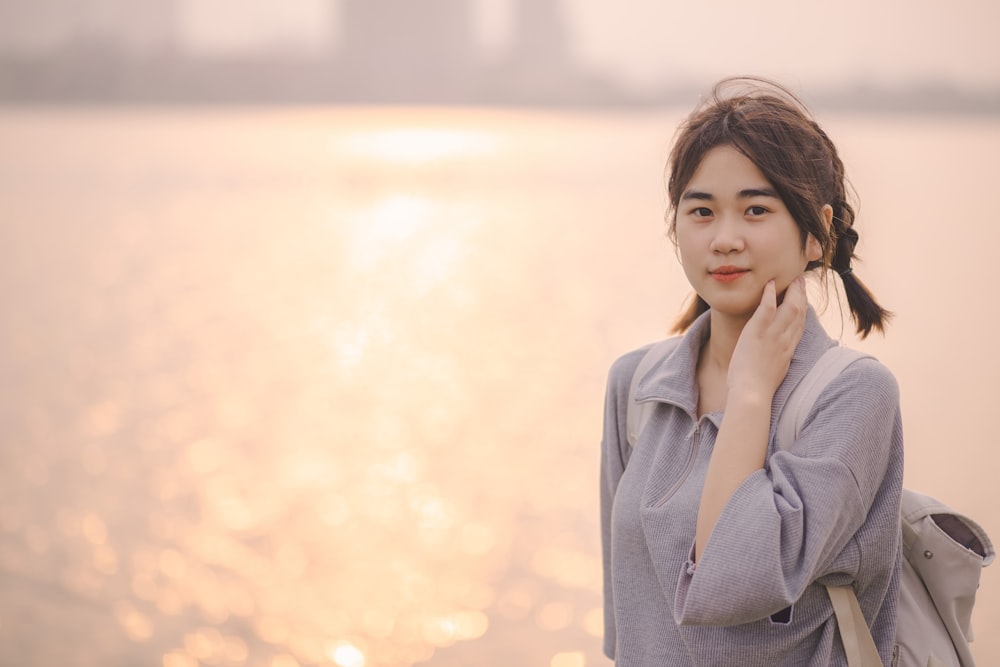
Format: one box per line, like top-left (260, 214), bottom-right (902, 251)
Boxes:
top-left (702, 298), bottom-right (757, 321)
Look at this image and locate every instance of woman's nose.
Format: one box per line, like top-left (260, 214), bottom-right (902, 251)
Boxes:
top-left (709, 217), bottom-right (745, 254)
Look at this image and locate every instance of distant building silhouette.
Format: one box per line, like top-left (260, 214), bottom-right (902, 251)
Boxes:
top-left (0, 0), bottom-right (68, 53)
top-left (1, 0), bottom-right (994, 110)
top-left (0, 0), bottom-right (179, 54)
top-left (335, 0), bottom-right (480, 101)
top-left (509, 0), bottom-right (572, 69)
top-left (106, 0), bottom-right (179, 54)
top-left (486, 0), bottom-right (587, 101)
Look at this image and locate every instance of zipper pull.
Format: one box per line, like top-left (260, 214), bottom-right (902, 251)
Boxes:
top-left (686, 421), bottom-right (700, 440)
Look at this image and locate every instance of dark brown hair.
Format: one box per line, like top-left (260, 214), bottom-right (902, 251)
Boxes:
top-left (666, 77), bottom-right (890, 338)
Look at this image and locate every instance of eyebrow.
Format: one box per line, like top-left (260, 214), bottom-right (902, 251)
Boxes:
top-left (680, 187), bottom-right (781, 202)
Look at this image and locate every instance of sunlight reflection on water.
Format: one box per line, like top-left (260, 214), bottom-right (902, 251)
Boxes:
top-left (0, 107), bottom-right (619, 667)
top-left (337, 127), bottom-right (500, 165)
top-left (1, 108), bottom-right (998, 667)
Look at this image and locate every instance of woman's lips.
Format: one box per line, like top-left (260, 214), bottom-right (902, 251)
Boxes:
top-left (710, 268), bottom-right (749, 283)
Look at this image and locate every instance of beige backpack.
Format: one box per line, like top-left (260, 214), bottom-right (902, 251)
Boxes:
top-left (627, 341), bottom-right (995, 667)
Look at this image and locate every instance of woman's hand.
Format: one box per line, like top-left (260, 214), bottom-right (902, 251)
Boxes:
top-left (728, 276), bottom-right (808, 402)
top-left (693, 275), bottom-right (807, 562)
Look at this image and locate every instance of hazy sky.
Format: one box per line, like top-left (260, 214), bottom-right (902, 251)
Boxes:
top-left (178, 0), bottom-right (1000, 91)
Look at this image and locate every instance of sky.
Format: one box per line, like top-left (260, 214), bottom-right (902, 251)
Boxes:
top-left (563, 0), bottom-right (1000, 91)
top-left (76, 0), bottom-right (1000, 92)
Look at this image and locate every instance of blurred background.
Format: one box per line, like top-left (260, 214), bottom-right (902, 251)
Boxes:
top-left (2, 0), bottom-right (1000, 107)
top-left (1, 1), bottom-right (999, 666)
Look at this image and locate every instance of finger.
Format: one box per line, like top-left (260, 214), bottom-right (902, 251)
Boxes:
top-left (774, 276), bottom-right (807, 329)
top-left (759, 279), bottom-right (777, 309)
top-left (784, 275), bottom-right (807, 311)
top-left (749, 280), bottom-right (777, 328)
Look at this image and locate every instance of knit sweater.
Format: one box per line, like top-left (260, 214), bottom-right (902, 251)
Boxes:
top-left (600, 308), bottom-right (903, 666)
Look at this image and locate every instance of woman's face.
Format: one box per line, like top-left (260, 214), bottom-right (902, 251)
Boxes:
top-left (675, 145), bottom-right (822, 321)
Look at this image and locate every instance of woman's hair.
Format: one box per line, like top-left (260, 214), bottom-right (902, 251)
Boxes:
top-left (665, 77), bottom-right (890, 338)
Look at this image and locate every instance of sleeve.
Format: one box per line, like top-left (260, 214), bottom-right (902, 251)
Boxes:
top-left (673, 358), bottom-right (903, 626)
top-left (600, 347), bottom-right (648, 658)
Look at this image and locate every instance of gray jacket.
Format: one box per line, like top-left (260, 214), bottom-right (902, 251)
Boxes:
top-left (601, 308), bottom-right (903, 666)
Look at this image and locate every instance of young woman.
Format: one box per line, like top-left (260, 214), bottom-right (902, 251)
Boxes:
top-left (600, 79), bottom-right (904, 665)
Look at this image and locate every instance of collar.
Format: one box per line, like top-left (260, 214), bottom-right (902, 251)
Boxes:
top-left (634, 306), bottom-right (837, 430)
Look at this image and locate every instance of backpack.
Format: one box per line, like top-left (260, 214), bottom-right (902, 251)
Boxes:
top-left (626, 339), bottom-right (995, 667)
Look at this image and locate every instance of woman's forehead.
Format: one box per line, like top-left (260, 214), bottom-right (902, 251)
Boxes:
top-left (684, 146), bottom-right (774, 193)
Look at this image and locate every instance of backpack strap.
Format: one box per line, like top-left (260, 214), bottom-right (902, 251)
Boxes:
top-left (776, 345), bottom-right (871, 451)
top-left (827, 585), bottom-right (883, 666)
top-left (772, 345), bottom-right (880, 666)
top-left (625, 337), bottom-right (682, 449)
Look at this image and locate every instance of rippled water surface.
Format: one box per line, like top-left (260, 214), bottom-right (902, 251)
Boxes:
top-left (0, 107), bottom-right (998, 666)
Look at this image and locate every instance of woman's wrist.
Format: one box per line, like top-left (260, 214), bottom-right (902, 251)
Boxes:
top-left (724, 384), bottom-right (774, 413)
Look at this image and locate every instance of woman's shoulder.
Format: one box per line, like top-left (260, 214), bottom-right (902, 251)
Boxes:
top-left (606, 342), bottom-right (657, 388)
top-left (796, 353), bottom-right (902, 445)
top-left (831, 352), bottom-right (900, 403)
top-left (605, 336), bottom-right (689, 407)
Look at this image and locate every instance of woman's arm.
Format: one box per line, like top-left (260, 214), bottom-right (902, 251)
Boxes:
top-left (695, 278), bottom-right (806, 561)
top-left (599, 345), bottom-right (651, 659)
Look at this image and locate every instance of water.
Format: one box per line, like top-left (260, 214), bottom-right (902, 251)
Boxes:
top-left (0, 106), bottom-right (997, 667)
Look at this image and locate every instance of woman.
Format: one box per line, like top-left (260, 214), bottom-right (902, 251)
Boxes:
top-left (600, 78), bottom-right (904, 665)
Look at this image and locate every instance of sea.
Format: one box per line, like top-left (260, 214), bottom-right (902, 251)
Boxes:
top-left (0, 106), bottom-right (998, 666)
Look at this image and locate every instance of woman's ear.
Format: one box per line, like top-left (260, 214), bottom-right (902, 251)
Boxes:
top-left (806, 205), bottom-right (833, 263)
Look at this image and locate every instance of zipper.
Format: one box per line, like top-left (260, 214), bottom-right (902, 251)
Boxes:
top-left (652, 419), bottom-right (702, 508)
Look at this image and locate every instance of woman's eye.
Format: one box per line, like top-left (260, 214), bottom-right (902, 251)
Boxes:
top-left (747, 205), bottom-right (768, 216)
top-left (692, 207), bottom-right (712, 218)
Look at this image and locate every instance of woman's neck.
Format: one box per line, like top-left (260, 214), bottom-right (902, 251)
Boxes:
top-left (695, 310), bottom-right (750, 416)
top-left (702, 311), bottom-right (751, 374)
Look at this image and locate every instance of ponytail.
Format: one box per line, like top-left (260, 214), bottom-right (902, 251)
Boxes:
top-left (828, 202), bottom-right (892, 338)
